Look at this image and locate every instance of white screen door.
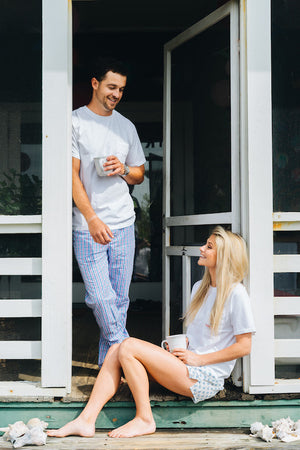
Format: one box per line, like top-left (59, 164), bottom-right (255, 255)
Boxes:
top-left (162, 1), bottom-right (239, 338)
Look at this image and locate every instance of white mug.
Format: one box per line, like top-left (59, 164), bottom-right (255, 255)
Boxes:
top-left (94, 157), bottom-right (113, 177)
top-left (161, 334), bottom-right (187, 352)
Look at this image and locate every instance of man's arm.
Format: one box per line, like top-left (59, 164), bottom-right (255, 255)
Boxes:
top-left (122, 164), bottom-right (145, 185)
top-left (72, 157), bottom-right (113, 244)
top-left (103, 155), bottom-right (145, 185)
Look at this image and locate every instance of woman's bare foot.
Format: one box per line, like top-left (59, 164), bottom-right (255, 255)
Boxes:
top-left (108, 416), bottom-right (156, 438)
top-left (47, 416), bottom-right (95, 438)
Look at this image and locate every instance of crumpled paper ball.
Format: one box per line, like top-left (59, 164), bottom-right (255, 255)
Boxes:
top-left (250, 417), bottom-right (300, 443)
top-left (250, 422), bottom-right (274, 442)
top-left (0, 418), bottom-right (48, 448)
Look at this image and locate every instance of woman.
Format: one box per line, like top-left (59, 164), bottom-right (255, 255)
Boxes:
top-left (48, 226), bottom-right (255, 439)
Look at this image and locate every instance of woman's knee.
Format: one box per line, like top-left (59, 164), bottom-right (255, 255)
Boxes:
top-left (119, 337), bottom-right (139, 361)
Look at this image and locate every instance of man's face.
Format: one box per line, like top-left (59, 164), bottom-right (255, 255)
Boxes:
top-left (92, 71), bottom-right (127, 114)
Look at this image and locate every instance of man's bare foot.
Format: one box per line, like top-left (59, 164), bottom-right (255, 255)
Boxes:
top-left (108, 416), bottom-right (156, 438)
top-left (47, 417), bottom-right (95, 438)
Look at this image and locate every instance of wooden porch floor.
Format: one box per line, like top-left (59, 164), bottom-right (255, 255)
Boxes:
top-left (1, 429), bottom-right (300, 449)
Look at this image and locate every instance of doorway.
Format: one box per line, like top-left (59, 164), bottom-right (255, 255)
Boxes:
top-left (70, 1), bottom-right (233, 380)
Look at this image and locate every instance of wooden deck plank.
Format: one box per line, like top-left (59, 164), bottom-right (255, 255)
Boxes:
top-left (1, 430), bottom-right (300, 449)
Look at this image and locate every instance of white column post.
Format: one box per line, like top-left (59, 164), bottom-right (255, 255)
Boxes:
top-left (42, 0), bottom-right (72, 389)
top-left (244, 0), bottom-right (274, 388)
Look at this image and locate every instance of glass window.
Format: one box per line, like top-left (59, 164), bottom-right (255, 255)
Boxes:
top-left (0, 360), bottom-right (41, 382)
top-left (170, 256), bottom-right (183, 335)
top-left (0, 318), bottom-right (41, 341)
top-left (170, 17), bottom-right (231, 216)
top-left (171, 224), bottom-right (230, 246)
top-left (0, 276), bottom-right (41, 300)
top-left (274, 231), bottom-right (300, 255)
top-left (0, 234), bottom-right (41, 258)
top-left (272, 0), bottom-right (300, 212)
top-left (0, 0), bottom-right (42, 215)
top-left (274, 273), bottom-right (300, 297)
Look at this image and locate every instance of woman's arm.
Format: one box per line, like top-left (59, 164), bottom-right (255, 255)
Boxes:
top-left (172, 333), bottom-right (252, 366)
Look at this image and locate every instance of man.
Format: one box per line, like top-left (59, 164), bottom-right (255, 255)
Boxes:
top-left (72, 58), bottom-right (145, 366)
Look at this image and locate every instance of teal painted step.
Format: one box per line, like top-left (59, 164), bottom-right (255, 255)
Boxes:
top-left (0, 400), bottom-right (299, 430)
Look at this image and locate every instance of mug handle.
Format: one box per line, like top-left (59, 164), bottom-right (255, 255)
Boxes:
top-left (161, 340), bottom-right (168, 350)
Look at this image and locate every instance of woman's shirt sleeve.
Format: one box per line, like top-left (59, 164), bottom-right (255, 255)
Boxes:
top-left (229, 284), bottom-right (256, 336)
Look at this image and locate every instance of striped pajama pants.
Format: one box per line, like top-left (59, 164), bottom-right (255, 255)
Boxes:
top-left (73, 224), bottom-right (135, 366)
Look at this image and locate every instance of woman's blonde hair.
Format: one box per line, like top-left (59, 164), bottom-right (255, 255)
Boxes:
top-left (184, 226), bottom-right (248, 334)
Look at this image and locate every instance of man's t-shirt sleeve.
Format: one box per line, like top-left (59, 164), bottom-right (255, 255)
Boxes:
top-left (125, 124), bottom-right (146, 167)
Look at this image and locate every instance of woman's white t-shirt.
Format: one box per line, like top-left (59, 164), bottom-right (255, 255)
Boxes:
top-left (72, 106), bottom-right (146, 230)
top-left (186, 282), bottom-right (256, 380)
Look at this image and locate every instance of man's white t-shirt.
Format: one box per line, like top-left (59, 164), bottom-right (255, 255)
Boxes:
top-left (72, 106), bottom-right (146, 230)
top-left (186, 282), bottom-right (256, 380)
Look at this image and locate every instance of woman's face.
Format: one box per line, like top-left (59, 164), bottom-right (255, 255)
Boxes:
top-left (198, 235), bottom-right (217, 269)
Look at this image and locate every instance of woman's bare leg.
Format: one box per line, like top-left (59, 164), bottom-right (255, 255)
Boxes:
top-left (47, 343), bottom-right (122, 438)
top-left (108, 338), bottom-right (195, 438)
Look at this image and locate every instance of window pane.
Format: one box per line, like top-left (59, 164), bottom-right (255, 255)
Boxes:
top-left (0, 234), bottom-right (41, 258)
top-left (0, 318), bottom-right (41, 340)
top-left (170, 17), bottom-right (231, 216)
top-left (0, 276), bottom-right (41, 299)
top-left (274, 231), bottom-right (300, 255)
top-left (0, 360), bottom-right (41, 382)
top-left (170, 224), bottom-right (230, 246)
top-left (274, 273), bottom-right (300, 297)
top-left (0, 0), bottom-right (42, 215)
top-left (272, 0), bottom-right (300, 212)
top-left (170, 256), bottom-right (183, 335)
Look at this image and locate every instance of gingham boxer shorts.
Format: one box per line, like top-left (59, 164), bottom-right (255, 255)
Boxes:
top-left (187, 365), bottom-right (224, 403)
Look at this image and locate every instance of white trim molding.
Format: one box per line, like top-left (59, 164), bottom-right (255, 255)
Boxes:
top-left (0, 341), bottom-right (41, 359)
top-left (0, 300), bottom-right (42, 318)
top-left (0, 215), bottom-right (42, 233)
top-left (165, 213), bottom-right (232, 227)
top-left (0, 258), bottom-right (42, 275)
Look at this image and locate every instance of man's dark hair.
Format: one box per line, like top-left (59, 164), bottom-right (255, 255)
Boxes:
top-left (91, 57), bottom-right (128, 82)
